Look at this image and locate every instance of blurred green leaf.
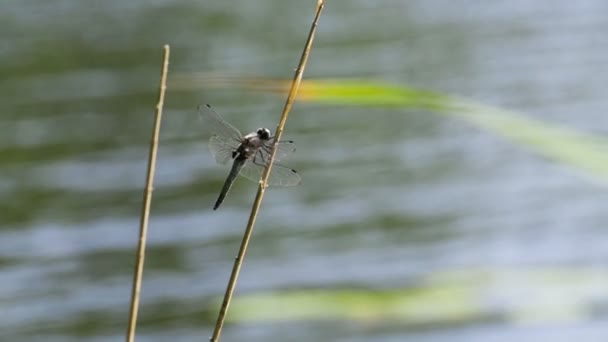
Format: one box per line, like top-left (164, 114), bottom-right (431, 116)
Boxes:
top-left (295, 80), bottom-right (608, 182)
top-left (225, 268), bottom-right (608, 326)
top-left (186, 76), bottom-right (608, 183)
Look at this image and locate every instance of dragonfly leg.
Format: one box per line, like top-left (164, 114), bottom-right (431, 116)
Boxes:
top-left (255, 149), bottom-right (267, 165)
top-left (261, 145), bottom-right (273, 156)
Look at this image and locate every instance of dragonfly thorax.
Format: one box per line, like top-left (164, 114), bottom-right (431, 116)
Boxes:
top-left (234, 131), bottom-right (267, 160)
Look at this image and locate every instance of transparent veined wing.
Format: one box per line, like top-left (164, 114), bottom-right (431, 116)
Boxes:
top-left (209, 135), bottom-right (238, 165)
top-left (238, 160), bottom-right (302, 187)
top-left (197, 104), bottom-right (243, 143)
top-left (260, 140), bottom-right (297, 162)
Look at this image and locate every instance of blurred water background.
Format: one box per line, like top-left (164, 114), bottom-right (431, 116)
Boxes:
top-left (2, 1), bottom-right (608, 341)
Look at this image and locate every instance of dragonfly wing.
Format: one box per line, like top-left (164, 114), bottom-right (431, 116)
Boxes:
top-left (266, 163), bottom-right (302, 186)
top-left (198, 104), bottom-right (243, 142)
top-left (260, 140), bottom-right (296, 162)
top-left (209, 135), bottom-right (237, 165)
top-left (239, 159), bottom-right (302, 187)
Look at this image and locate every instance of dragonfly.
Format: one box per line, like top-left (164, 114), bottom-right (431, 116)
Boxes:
top-left (198, 104), bottom-right (302, 210)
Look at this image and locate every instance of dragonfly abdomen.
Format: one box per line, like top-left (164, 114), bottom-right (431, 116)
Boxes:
top-left (213, 158), bottom-right (246, 210)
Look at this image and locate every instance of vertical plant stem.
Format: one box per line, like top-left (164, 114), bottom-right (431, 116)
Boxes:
top-left (209, 1), bottom-right (324, 341)
top-left (126, 44), bottom-right (170, 342)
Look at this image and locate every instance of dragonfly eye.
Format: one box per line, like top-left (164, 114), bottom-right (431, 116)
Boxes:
top-left (257, 128), bottom-right (271, 140)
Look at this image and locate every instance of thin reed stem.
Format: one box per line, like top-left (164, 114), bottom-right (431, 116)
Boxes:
top-left (126, 44), bottom-right (170, 342)
top-left (210, 1), bottom-right (324, 341)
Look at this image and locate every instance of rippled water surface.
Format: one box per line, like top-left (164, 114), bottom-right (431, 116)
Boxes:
top-left (2, 1), bottom-right (608, 341)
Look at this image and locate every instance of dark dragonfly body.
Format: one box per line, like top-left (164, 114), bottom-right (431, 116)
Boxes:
top-left (213, 128), bottom-right (270, 210)
top-left (198, 104), bottom-right (301, 210)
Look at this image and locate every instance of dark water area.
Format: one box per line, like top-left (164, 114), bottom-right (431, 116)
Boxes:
top-left (2, 1), bottom-right (608, 341)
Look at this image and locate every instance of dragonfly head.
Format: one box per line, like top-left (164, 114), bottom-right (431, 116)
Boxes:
top-left (256, 128), bottom-right (271, 140)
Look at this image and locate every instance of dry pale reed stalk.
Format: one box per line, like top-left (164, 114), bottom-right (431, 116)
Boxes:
top-left (210, 1), bottom-right (325, 341)
top-left (126, 44), bottom-right (170, 342)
